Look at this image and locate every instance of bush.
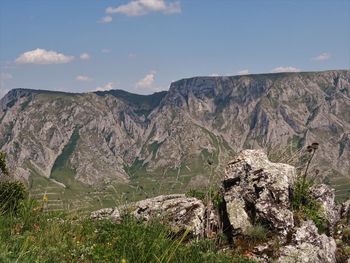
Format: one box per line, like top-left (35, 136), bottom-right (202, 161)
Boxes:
top-left (245, 224), bottom-right (268, 242)
top-left (0, 180), bottom-right (27, 215)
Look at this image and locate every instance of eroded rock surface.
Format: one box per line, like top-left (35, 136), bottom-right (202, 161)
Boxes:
top-left (91, 194), bottom-right (205, 236)
top-left (277, 220), bottom-right (337, 263)
top-left (310, 184), bottom-right (340, 228)
top-left (341, 199), bottom-right (350, 222)
top-left (223, 149), bottom-right (296, 236)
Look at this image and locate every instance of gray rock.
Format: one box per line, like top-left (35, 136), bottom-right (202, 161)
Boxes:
top-left (310, 184), bottom-right (340, 228)
top-left (90, 208), bottom-right (121, 222)
top-left (223, 149), bottom-right (296, 236)
top-left (341, 199), bottom-right (350, 222)
top-left (91, 194), bottom-right (205, 236)
top-left (277, 220), bottom-right (337, 263)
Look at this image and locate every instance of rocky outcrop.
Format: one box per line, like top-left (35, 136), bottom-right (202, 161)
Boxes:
top-left (91, 149), bottom-right (346, 262)
top-left (341, 199), bottom-right (350, 222)
top-left (277, 220), bottom-right (336, 263)
top-left (91, 194), bottom-right (206, 236)
top-left (223, 149), bottom-right (296, 236)
top-left (310, 184), bottom-right (340, 229)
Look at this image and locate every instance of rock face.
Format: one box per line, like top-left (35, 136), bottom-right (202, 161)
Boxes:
top-left (341, 199), bottom-right (350, 222)
top-left (1, 70), bottom-right (350, 203)
top-left (277, 221), bottom-right (337, 263)
top-left (310, 184), bottom-right (340, 228)
top-left (223, 149), bottom-right (296, 236)
top-left (91, 194), bottom-right (206, 236)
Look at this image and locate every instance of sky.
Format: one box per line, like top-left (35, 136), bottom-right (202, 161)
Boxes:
top-left (0, 0), bottom-right (349, 98)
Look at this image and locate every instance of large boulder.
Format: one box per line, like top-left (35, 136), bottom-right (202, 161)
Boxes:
top-left (91, 194), bottom-right (206, 236)
top-left (277, 220), bottom-right (337, 263)
top-left (222, 149), bottom-right (296, 236)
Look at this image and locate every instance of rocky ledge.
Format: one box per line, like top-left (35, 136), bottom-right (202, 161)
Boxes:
top-left (92, 149), bottom-right (350, 263)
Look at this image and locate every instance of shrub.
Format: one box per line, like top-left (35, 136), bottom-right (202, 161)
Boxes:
top-left (245, 224), bottom-right (268, 242)
top-left (0, 180), bottom-right (27, 215)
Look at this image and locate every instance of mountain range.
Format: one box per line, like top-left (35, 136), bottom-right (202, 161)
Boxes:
top-left (1, 70), bottom-right (349, 208)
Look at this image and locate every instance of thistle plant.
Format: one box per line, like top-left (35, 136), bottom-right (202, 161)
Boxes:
top-left (302, 142), bottom-right (319, 186)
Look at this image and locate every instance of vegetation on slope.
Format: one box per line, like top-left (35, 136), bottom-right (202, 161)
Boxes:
top-left (0, 188), bottom-right (255, 263)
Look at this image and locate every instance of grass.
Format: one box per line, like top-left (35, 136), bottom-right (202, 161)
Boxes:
top-left (291, 176), bottom-right (327, 232)
top-left (0, 199), bottom-right (256, 263)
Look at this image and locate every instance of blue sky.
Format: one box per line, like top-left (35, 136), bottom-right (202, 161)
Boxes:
top-left (0, 0), bottom-right (349, 98)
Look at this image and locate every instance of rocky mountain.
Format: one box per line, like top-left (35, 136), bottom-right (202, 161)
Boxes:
top-left (0, 70), bottom-right (349, 205)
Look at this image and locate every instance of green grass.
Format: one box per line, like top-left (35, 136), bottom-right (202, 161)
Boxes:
top-left (329, 176), bottom-right (350, 203)
top-left (0, 200), bottom-right (256, 263)
top-left (51, 129), bottom-right (80, 172)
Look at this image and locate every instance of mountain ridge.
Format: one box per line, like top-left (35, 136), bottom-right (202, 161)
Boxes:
top-left (1, 69), bottom-right (349, 207)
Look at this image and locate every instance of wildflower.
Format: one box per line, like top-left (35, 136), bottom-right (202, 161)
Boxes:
top-left (42, 194), bottom-right (48, 202)
top-left (121, 258), bottom-right (127, 263)
top-left (33, 223), bottom-right (40, 232)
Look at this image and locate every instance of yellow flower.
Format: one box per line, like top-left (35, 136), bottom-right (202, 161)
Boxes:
top-left (121, 258), bottom-right (127, 263)
top-left (42, 194), bottom-right (48, 202)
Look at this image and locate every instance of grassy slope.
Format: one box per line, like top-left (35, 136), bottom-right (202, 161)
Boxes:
top-left (0, 201), bottom-right (256, 263)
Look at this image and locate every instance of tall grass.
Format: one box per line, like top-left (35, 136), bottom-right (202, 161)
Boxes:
top-left (0, 198), bottom-right (256, 263)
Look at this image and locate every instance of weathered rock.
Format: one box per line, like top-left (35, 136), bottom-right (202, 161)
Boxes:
top-left (90, 207), bottom-right (121, 222)
top-left (277, 220), bottom-right (337, 263)
top-left (91, 194), bottom-right (205, 236)
top-left (310, 184), bottom-right (340, 228)
top-left (341, 199), bottom-right (350, 222)
top-left (222, 149), bottom-right (296, 236)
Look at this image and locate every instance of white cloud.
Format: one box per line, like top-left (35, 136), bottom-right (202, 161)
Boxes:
top-left (76, 75), bottom-right (92, 82)
top-left (237, 69), bottom-right (249, 75)
top-left (312, 52), bottom-right (331, 61)
top-left (106, 0), bottom-right (181, 16)
top-left (80, 53), bottom-right (90, 60)
top-left (95, 82), bottom-right (114, 91)
top-left (15, 48), bottom-right (74, 64)
top-left (270, 66), bottom-right (301, 73)
top-left (98, 16), bottom-right (113, 23)
top-left (101, 49), bottom-right (111, 54)
top-left (128, 53), bottom-right (137, 58)
top-left (136, 71), bottom-right (157, 89)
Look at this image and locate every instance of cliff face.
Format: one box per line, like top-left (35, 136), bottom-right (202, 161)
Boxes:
top-left (0, 70), bottom-right (349, 199)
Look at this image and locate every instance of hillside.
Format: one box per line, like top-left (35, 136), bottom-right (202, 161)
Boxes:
top-left (0, 70), bottom-right (349, 210)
